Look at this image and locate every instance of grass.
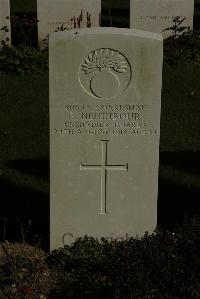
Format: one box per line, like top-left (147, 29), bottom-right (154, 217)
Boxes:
top-left (0, 73), bottom-right (49, 250)
top-left (1, 0), bottom-right (200, 250)
top-left (0, 64), bottom-right (199, 185)
top-left (0, 64), bottom-right (199, 160)
top-left (160, 63), bottom-right (200, 152)
top-left (159, 63), bottom-right (200, 228)
top-left (0, 63), bottom-right (200, 249)
top-left (0, 73), bottom-right (49, 163)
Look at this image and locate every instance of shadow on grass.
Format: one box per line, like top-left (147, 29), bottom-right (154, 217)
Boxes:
top-left (158, 178), bottom-right (200, 229)
top-left (158, 151), bottom-right (200, 230)
top-left (160, 151), bottom-right (200, 175)
top-left (0, 152), bottom-right (199, 250)
top-left (0, 173), bottom-right (49, 252)
top-left (6, 158), bottom-right (49, 180)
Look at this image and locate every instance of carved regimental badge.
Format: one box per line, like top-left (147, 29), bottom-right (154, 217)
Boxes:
top-left (79, 48), bottom-right (132, 99)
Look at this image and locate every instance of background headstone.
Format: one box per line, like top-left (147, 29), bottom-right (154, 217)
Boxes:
top-left (50, 28), bottom-right (163, 250)
top-left (0, 0), bottom-right (11, 46)
top-left (37, 0), bottom-right (101, 47)
top-left (130, 0), bottom-right (194, 38)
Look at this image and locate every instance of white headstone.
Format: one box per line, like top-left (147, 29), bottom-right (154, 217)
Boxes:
top-left (37, 0), bottom-right (101, 47)
top-left (130, 0), bottom-right (194, 38)
top-left (50, 28), bottom-right (163, 250)
top-left (0, 0), bottom-right (11, 47)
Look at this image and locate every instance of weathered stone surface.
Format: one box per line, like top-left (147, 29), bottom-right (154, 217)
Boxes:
top-left (0, 0), bottom-right (11, 46)
top-left (37, 0), bottom-right (101, 47)
top-left (49, 28), bottom-right (163, 250)
top-left (130, 0), bottom-right (194, 38)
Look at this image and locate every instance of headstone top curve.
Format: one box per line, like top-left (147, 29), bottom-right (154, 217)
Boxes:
top-left (49, 27), bottom-right (163, 42)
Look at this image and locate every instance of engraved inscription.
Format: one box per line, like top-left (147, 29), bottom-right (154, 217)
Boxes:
top-left (79, 49), bottom-right (132, 99)
top-left (54, 102), bottom-right (159, 136)
top-left (80, 140), bottom-right (128, 214)
top-left (139, 15), bottom-right (186, 21)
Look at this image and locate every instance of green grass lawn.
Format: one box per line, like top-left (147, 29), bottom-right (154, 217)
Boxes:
top-left (0, 64), bottom-right (200, 249)
top-left (1, 0), bottom-right (200, 248)
top-left (0, 64), bottom-right (199, 188)
top-left (0, 64), bottom-right (199, 155)
top-left (0, 73), bottom-right (49, 249)
top-left (0, 73), bottom-right (49, 192)
top-left (0, 62), bottom-right (199, 200)
top-left (160, 63), bottom-right (200, 152)
top-left (0, 73), bottom-right (48, 162)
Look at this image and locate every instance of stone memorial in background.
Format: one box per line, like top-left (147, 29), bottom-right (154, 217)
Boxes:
top-left (50, 27), bottom-right (163, 250)
top-left (37, 0), bottom-right (101, 47)
top-left (130, 0), bottom-right (194, 38)
top-left (0, 0), bottom-right (11, 46)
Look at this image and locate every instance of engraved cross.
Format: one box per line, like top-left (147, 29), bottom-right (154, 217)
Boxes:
top-left (80, 140), bottom-right (128, 215)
